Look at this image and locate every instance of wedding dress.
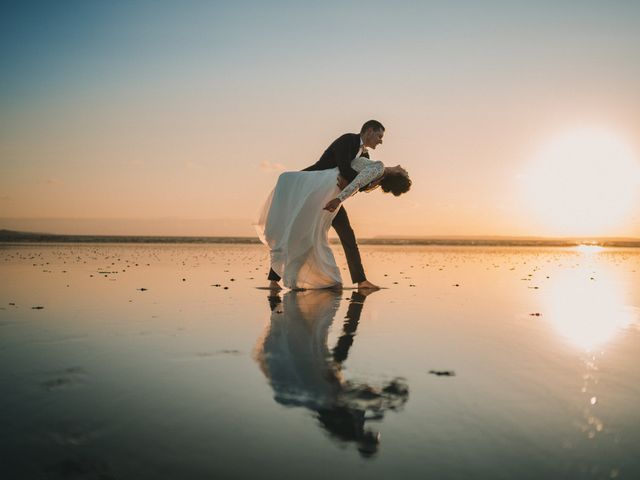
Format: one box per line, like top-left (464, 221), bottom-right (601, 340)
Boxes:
top-left (256, 157), bottom-right (384, 289)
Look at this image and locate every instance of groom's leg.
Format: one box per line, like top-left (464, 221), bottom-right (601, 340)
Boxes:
top-left (267, 268), bottom-right (281, 282)
top-left (332, 206), bottom-right (366, 284)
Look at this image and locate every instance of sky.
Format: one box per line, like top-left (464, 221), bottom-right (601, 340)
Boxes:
top-left (2, 0), bottom-right (640, 238)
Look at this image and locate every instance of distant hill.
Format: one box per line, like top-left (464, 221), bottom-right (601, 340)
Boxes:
top-left (0, 217), bottom-right (256, 237)
top-left (370, 235), bottom-right (640, 247)
top-left (2, 229), bottom-right (639, 247)
top-left (0, 230), bottom-right (260, 244)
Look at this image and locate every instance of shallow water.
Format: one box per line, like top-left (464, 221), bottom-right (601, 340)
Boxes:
top-left (1, 243), bottom-right (639, 479)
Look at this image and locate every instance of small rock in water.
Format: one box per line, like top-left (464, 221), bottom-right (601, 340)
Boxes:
top-left (32, 306), bottom-right (45, 309)
top-left (429, 370), bottom-right (455, 377)
top-left (137, 288), bottom-right (148, 291)
top-left (218, 349), bottom-right (241, 355)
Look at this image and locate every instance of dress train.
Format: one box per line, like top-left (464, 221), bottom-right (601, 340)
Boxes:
top-left (255, 168), bottom-right (342, 289)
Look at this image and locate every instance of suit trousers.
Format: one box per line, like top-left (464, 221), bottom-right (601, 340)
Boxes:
top-left (267, 205), bottom-right (366, 284)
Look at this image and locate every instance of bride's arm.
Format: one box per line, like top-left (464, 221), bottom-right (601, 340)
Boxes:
top-left (323, 159), bottom-right (384, 212)
top-left (337, 160), bottom-right (384, 201)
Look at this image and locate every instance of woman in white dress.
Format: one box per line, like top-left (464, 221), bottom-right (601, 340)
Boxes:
top-left (256, 156), bottom-right (411, 289)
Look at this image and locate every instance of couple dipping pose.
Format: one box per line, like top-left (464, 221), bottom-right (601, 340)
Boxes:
top-left (256, 120), bottom-right (412, 290)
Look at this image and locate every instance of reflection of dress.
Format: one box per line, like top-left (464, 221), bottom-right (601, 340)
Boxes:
top-left (255, 290), bottom-right (342, 409)
top-left (256, 157), bottom-right (383, 289)
top-left (254, 290), bottom-right (409, 457)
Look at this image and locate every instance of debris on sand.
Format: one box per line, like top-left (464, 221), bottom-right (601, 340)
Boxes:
top-left (429, 370), bottom-right (456, 377)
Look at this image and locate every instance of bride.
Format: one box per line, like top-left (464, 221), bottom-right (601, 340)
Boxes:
top-left (256, 154), bottom-right (411, 289)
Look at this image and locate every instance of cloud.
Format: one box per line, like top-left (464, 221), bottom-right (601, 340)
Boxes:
top-left (46, 178), bottom-right (61, 185)
top-left (259, 160), bottom-right (286, 172)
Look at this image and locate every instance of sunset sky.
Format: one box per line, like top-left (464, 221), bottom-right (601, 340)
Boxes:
top-left (2, 1), bottom-right (640, 238)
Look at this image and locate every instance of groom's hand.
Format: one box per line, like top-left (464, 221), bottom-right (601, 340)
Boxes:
top-left (336, 175), bottom-right (348, 190)
top-left (323, 198), bottom-right (342, 213)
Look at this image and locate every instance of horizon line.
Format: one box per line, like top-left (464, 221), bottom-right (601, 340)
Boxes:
top-left (2, 229), bottom-right (640, 247)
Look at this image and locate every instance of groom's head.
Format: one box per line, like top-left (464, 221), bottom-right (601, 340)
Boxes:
top-left (360, 120), bottom-right (385, 149)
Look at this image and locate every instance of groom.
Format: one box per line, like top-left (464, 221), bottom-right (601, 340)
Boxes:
top-left (268, 119), bottom-right (385, 290)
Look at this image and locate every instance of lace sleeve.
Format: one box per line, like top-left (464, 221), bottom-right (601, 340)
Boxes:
top-left (336, 159), bottom-right (384, 202)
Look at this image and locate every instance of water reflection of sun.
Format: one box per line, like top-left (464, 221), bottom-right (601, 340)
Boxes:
top-left (573, 245), bottom-right (604, 254)
top-left (540, 255), bottom-right (637, 351)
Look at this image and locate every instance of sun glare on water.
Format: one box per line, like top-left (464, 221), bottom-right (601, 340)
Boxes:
top-left (574, 245), bottom-right (605, 254)
top-left (541, 263), bottom-right (637, 351)
top-left (523, 128), bottom-right (640, 236)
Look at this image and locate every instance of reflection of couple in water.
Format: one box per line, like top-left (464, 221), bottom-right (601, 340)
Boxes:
top-left (254, 289), bottom-right (409, 457)
top-left (256, 120), bottom-right (411, 290)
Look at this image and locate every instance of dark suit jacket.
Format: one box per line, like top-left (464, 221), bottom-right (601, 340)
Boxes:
top-left (302, 133), bottom-right (369, 183)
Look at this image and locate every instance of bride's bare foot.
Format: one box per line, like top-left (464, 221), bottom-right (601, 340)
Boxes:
top-left (269, 281), bottom-right (282, 290)
top-left (357, 280), bottom-right (380, 290)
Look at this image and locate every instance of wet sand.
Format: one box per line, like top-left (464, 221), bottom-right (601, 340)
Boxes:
top-left (1, 243), bottom-right (639, 479)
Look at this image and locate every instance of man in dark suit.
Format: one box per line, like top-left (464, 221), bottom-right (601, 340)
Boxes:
top-left (268, 120), bottom-right (385, 290)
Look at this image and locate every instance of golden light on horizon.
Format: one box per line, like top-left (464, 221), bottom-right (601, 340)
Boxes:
top-left (574, 245), bottom-right (605, 254)
top-left (522, 128), bottom-right (640, 237)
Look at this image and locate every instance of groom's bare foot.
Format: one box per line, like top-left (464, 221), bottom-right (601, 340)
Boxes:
top-left (357, 280), bottom-right (380, 290)
top-left (269, 281), bottom-right (282, 290)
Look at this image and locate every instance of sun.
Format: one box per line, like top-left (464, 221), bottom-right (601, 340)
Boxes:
top-left (522, 127), bottom-right (640, 236)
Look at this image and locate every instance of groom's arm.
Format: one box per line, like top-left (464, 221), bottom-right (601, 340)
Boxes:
top-left (324, 160), bottom-right (385, 212)
top-left (337, 174), bottom-right (376, 193)
top-left (303, 133), bottom-right (356, 174)
top-left (333, 134), bottom-right (359, 179)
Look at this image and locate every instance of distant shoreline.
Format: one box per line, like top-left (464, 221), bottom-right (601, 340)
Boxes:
top-left (2, 230), bottom-right (639, 247)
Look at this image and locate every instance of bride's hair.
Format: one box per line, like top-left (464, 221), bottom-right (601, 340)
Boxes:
top-left (380, 173), bottom-right (411, 196)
